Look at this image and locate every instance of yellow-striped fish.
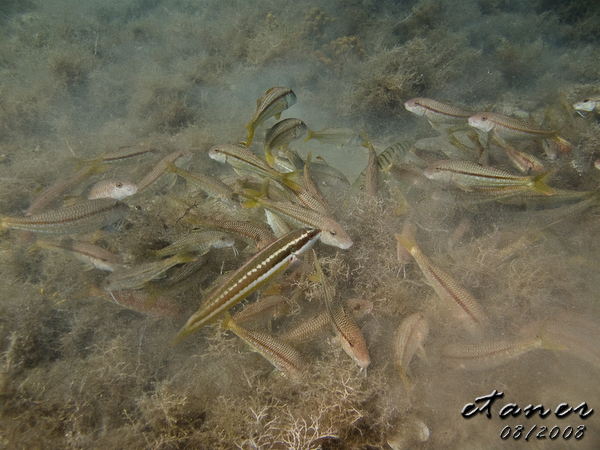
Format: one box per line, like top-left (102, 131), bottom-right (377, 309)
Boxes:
top-left (264, 118), bottom-right (307, 166)
top-left (468, 112), bottom-right (572, 153)
top-left (395, 232), bottom-right (488, 336)
top-left (171, 227), bottom-right (321, 344)
top-left (243, 87), bottom-right (297, 147)
top-left (393, 313), bottom-right (429, 390)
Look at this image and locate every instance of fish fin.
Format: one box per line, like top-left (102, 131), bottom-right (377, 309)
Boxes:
top-left (537, 320), bottom-right (568, 351)
top-left (27, 241), bottom-right (43, 253)
top-left (275, 113), bottom-right (281, 120)
top-left (552, 135), bottom-right (572, 154)
top-left (396, 364), bottom-right (413, 391)
top-left (531, 171), bottom-right (556, 196)
top-left (220, 310), bottom-right (233, 330)
top-left (416, 345), bottom-right (428, 361)
top-left (265, 147), bottom-right (275, 167)
top-left (165, 161), bottom-right (182, 175)
top-left (395, 233), bottom-right (416, 253)
top-left (279, 171), bottom-right (303, 191)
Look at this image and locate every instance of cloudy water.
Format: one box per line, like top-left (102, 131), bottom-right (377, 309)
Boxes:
top-left (0, 0), bottom-right (599, 448)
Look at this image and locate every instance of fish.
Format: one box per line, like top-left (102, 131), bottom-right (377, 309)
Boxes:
top-left (424, 160), bottom-right (556, 195)
top-left (468, 112), bottom-right (572, 153)
top-left (393, 313), bottom-right (429, 390)
top-left (395, 232), bottom-right (488, 336)
top-left (88, 179), bottom-right (138, 200)
top-left (241, 193), bottom-right (352, 249)
top-left (221, 311), bottom-right (306, 379)
top-left (361, 132), bottom-right (379, 199)
top-left (232, 294), bottom-right (290, 325)
top-left (502, 144), bottom-right (545, 173)
top-left (78, 143), bottom-right (156, 166)
top-left (208, 144), bottom-right (301, 191)
top-left (136, 150), bottom-right (193, 192)
top-left (189, 216), bottom-right (276, 251)
top-left (86, 285), bottom-right (183, 319)
top-left (1, 198), bottom-right (129, 235)
top-left (29, 238), bottom-right (122, 271)
top-left (281, 299), bottom-right (373, 343)
top-left (243, 87), bottom-right (297, 147)
top-left (103, 252), bottom-right (195, 291)
top-left (171, 227), bottom-right (321, 345)
top-left (165, 163), bottom-right (239, 207)
top-left (303, 127), bottom-right (360, 147)
top-left (26, 161), bottom-right (106, 215)
top-left (313, 251), bottom-right (370, 369)
top-left (405, 98), bottom-right (473, 126)
top-left (264, 118), bottom-right (307, 166)
top-left (441, 336), bottom-right (544, 370)
top-left (153, 230), bottom-right (235, 258)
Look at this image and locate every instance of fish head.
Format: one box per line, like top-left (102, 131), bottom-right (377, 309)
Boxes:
top-left (318, 218), bottom-right (353, 249)
top-left (574, 98), bottom-right (600, 112)
top-left (468, 113), bottom-right (495, 132)
top-left (340, 335), bottom-right (371, 369)
top-left (175, 150), bottom-right (193, 169)
top-left (208, 145), bottom-right (228, 163)
top-left (212, 234), bottom-right (236, 249)
top-left (405, 98), bottom-right (427, 116)
top-left (423, 161), bottom-right (452, 182)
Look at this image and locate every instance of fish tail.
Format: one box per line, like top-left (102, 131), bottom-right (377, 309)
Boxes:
top-left (265, 147), bottom-right (275, 168)
top-left (537, 319), bottom-right (568, 351)
top-left (553, 135), bottom-right (572, 154)
top-left (531, 170), bottom-right (556, 196)
top-left (220, 310), bottom-right (233, 330)
top-left (395, 232), bottom-right (416, 253)
top-left (303, 129), bottom-right (315, 142)
top-left (243, 123), bottom-right (255, 147)
top-left (279, 171), bottom-right (303, 191)
top-left (170, 327), bottom-right (191, 347)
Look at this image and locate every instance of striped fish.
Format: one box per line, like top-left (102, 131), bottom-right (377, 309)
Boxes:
top-left (243, 87), bottom-right (297, 148)
top-left (1, 198), bottom-right (129, 235)
top-left (171, 227), bottom-right (321, 344)
top-left (395, 232), bottom-right (488, 337)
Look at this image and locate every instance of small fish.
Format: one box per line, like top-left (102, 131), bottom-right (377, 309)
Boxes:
top-left (313, 251), bottom-right (370, 369)
top-left (241, 194), bottom-right (353, 249)
top-left (468, 112), bottom-right (572, 153)
top-left (153, 230), bottom-right (235, 258)
top-left (1, 198), bottom-right (129, 235)
top-left (361, 132), bottom-right (379, 199)
top-left (395, 232), bottom-right (488, 336)
top-left (136, 150), bottom-right (193, 192)
top-left (103, 252), bottom-right (195, 291)
top-left (80, 143), bottom-right (156, 165)
top-left (405, 98), bottom-right (472, 126)
top-left (171, 228), bottom-right (321, 344)
top-left (88, 179), bottom-right (138, 200)
top-left (393, 313), bottom-right (429, 390)
top-left (165, 162), bottom-right (239, 207)
top-left (502, 144), bottom-right (545, 173)
top-left (232, 294), bottom-right (290, 325)
top-left (208, 144), bottom-right (301, 191)
top-left (264, 118), bottom-right (307, 166)
top-left (243, 87), bottom-right (297, 147)
top-left (29, 238), bottom-right (122, 271)
top-left (281, 299), bottom-right (373, 343)
top-left (87, 285), bottom-right (183, 319)
top-left (303, 127), bottom-right (360, 147)
top-left (424, 160), bottom-right (555, 195)
top-left (190, 216), bottom-right (276, 251)
top-left (26, 161), bottom-right (106, 215)
top-left (441, 336), bottom-right (543, 370)
top-left (221, 311), bottom-right (306, 379)
top-left (573, 96), bottom-right (600, 113)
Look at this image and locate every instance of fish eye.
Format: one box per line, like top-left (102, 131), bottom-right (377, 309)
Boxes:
top-left (481, 116), bottom-right (487, 121)
top-left (330, 230), bottom-right (336, 236)
top-left (116, 182), bottom-right (123, 188)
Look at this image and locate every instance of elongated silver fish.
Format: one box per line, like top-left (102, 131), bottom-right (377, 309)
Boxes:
top-left (424, 160), bottom-right (555, 195)
top-left (153, 230), bottom-right (235, 258)
top-left (165, 162), bottom-right (238, 207)
top-left (171, 227), bottom-right (321, 344)
top-left (264, 118), bottom-right (307, 166)
top-left (313, 251), bottom-right (370, 369)
top-left (405, 98), bottom-right (472, 125)
top-left (29, 238), bottom-right (122, 271)
top-left (393, 313), bottom-right (429, 390)
top-left (136, 150), bottom-right (193, 192)
top-left (243, 87), bottom-right (297, 147)
top-left (468, 112), bottom-right (572, 153)
top-left (395, 232), bottom-right (488, 336)
top-left (103, 252), bottom-right (195, 291)
top-left (221, 311), bottom-right (306, 379)
top-left (1, 198), bottom-right (129, 235)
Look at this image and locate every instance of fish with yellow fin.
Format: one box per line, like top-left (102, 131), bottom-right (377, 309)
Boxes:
top-left (243, 87), bottom-right (297, 148)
